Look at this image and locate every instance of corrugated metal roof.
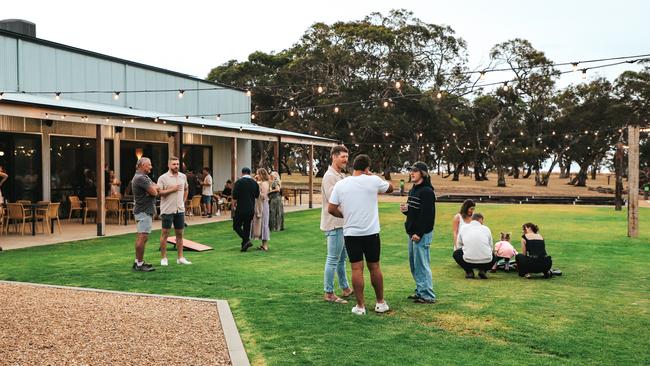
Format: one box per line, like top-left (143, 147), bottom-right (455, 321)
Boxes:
top-left (0, 91), bottom-right (337, 144)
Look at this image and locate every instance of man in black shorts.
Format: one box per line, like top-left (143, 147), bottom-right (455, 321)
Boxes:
top-left (157, 156), bottom-right (191, 265)
top-left (328, 154), bottom-right (394, 315)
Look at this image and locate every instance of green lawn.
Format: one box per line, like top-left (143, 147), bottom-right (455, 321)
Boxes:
top-left (0, 203), bottom-right (649, 365)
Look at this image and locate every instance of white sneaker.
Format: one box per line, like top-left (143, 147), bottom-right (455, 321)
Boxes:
top-left (351, 305), bottom-right (366, 315)
top-left (160, 258), bottom-right (168, 266)
top-left (375, 301), bottom-right (390, 313)
top-left (177, 257), bottom-right (192, 265)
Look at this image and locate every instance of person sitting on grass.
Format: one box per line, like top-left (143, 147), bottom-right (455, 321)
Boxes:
top-left (491, 232), bottom-right (517, 272)
top-left (515, 223), bottom-right (553, 279)
top-left (452, 213), bottom-right (496, 279)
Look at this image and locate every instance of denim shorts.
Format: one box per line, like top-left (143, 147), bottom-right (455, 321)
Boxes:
top-left (161, 212), bottom-right (185, 230)
top-left (201, 195), bottom-right (212, 204)
top-left (134, 212), bottom-right (153, 234)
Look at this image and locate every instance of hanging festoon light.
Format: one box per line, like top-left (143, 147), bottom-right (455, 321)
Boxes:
top-left (317, 85), bottom-right (324, 94)
top-left (395, 81), bottom-right (401, 89)
top-left (334, 106), bottom-right (340, 113)
top-left (436, 91), bottom-right (442, 99)
top-left (349, 132), bottom-right (354, 136)
top-left (178, 90), bottom-right (185, 99)
top-left (383, 100), bottom-right (389, 108)
top-left (113, 91), bottom-right (120, 100)
top-left (572, 62), bottom-right (579, 72)
top-left (216, 114), bottom-right (221, 120)
top-left (0, 92), bottom-right (4, 100)
top-left (246, 90), bottom-right (252, 97)
top-left (502, 82), bottom-right (509, 92)
top-left (154, 117), bottom-right (159, 122)
top-left (185, 115), bottom-right (189, 120)
top-left (55, 92), bottom-right (61, 100)
top-left (384, 132), bottom-right (390, 137)
top-left (289, 109), bottom-right (295, 117)
top-left (60, 115), bottom-right (66, 120)
top-left (479, 71), bottom-right (486, 80)
top-left (520, 131), bottom-right (524, 136)
top-left (105, 117), bottom-right (109, 123)
top-left (251, 113), bottom-right (256, 120)
top-left (581, 69), bottom-right (587, 79)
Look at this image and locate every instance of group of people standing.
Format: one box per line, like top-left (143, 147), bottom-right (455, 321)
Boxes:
top-left (230, 167), bottom-right (284, 252)
top-left (320, 145), bottom-right (437, 315)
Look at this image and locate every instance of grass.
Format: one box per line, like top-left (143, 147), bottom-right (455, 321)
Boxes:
top-left (0, 203), bottom-right (649, 365)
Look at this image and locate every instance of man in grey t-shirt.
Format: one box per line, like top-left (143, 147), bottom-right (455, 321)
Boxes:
top-left (131, 157), bottom-right (159, 272)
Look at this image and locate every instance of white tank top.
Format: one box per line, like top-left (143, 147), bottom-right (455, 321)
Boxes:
top-left (457, 214), bottom-right (470, 231)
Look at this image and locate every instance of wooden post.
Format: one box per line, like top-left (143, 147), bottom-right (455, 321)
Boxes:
top-left (309, 144), bottom-right (314, 209)
top-left (615, 142), bottom-right (624, 211)
top-left (96, 125), bottom-right (106, 236)
top-left (627, 125), bottom-right (640, 237)
top-left (175, 125), bottom-right (183, 165)
top-left (274, 137), bottom-right (280, 175)
top-left (231, 137), bottom-right (238, 182)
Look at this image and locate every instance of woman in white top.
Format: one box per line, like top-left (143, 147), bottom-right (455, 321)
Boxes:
top-left (108, 170), bottom-right (121, 198)
top-left (451, 199), bottom-right (476, 250)
top-left (0, 166), bottom-right (8, 204)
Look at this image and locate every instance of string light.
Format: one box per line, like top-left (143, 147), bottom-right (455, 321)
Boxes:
top-left (317, 85), bottom-right (324, 94)
top-left (131, 119), bottom-right (135, 123)
top-left (520, 131), bottom-right (524, 136)
top-left (178, 90), bottom-right (185, 99)
top-left (162, 120), bottom-right (167, 124)
top-left (154, 117), bottom-right (159, 122)
top-left (395, 81), bottom-right (401, 89)
top-left (113, 92), bottom-right (120, 100)
top-left (384, 132), bottom-right (390, 137)
top-left (572, 62), bottom-right (579, 72)
top-left (60, 115), bottom-right (65, 120)
top-left (246, 90), bottom-right (252, 97)
top-left (349, 132), bottom-right (354, 136)
top-left (44, 113), bottom-right (49, 118)
top-left (122, 119), bottom-right (126, 124)
top-left (289, 110), bottom-right (295, 117)
top-left (334, 106), bottom-right (340, 113)
top-left (502, 82), bottom-right (509, 92)
top-left (383, 100), bottom-right (389, 108)
top-left (436, 91), bottom-right (443, 99)
top-left (552, 131), bottom-right (556, 135)
top-left (105, 117), bottom-right (109, 123)
top-left (251, 113), bottom-right (256, 120)
top-left (0, 92), bottom-right (3, 100)
top-left (55, 92), bottom-right (61, 100)
top-left (479, 71), bottom-right (486, 80)
top-left (216, 114), bottom-right (221, 120)
top-left (581, 69), bottom-right (587, 79)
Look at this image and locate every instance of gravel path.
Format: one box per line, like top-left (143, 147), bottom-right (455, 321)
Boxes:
top-left (0, 282), bottom-right (231, 365)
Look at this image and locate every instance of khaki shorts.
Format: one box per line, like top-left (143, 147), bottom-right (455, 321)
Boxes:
top-left (135, 212), bottom-right (153, 234)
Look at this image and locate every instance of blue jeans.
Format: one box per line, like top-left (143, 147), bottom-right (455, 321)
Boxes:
top-left (408, 231), bottom-right (436, 301)
top-left (323, 228), bottom-right (350, 293)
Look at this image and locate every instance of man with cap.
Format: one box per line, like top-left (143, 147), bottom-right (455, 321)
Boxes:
top-left (232, 167), bottom-right (260, 252)
top-left (400, 161), bottom-right (437, 303)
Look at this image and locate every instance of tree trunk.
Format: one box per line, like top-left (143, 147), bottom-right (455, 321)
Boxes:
top-left (537, 156), bottom-right (559, 186)
top-left (523, 166), bottom-right (533, 179)
top-left (590, 165), bottom-right (597, 180)
top-left (463, 165), bottom-right (470, 177)
top-left (559, 159), bottom-right (566, 179)
top-left (452, 163), bottom-right (464, 181)
top-left (571, 164), bottom-right (589, 186)
top-left (512, 166), bottom-right (520, 179)
top-left (497, 166), bottom-right (507, 187)
top-left (474, 160), bottom-right (482, 181)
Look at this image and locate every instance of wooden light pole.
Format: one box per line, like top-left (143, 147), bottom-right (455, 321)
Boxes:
top-left (627, 125), bottom-right (640, 237)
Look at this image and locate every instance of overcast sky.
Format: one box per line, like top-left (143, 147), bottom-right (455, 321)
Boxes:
top-left (3, 0), bottom-right (649, 89)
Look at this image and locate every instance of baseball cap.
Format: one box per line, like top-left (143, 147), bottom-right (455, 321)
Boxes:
top-left (408, 161), bottom-right (429, 173)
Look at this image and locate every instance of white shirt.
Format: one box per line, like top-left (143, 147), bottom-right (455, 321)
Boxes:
top-left (329, 174), bottom-right (390, 237)
top-left (202, 174), bottom-right (213, 196)
top-left (457, 220), bottom-right (494, 263)
top-left (320, 166), bottom-right (346, 232)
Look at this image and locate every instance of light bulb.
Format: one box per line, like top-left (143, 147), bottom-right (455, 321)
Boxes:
top-left (216, 114), bottom-right (221, 120)
top-left (383, 101), bottom-right (389, 107)
top-left (154, 117), bottom-right (159, 122)
top-left (130, 119), bottom-right (134, 123)
top-left (479, 72), bottom-right (486, 80)
top-left (55, 92), bottom-right (61, 100)
top-left (178, 90), bottom-right (185, 99)
top-left (581, 69), bottom-right (587, 79)
top-left (503, 83), bottom-right (509, 92)
top-left (317, 85), bottom-right (324, 94)
top-left (251, 114), bottom-right (256, 120)
top-left (0, 92), bottom-right (4, 100)
top-left (61, 115), bottom-right (65, 119)
top-left (572, 63), bottom-right (578, 72)
top-left (349, 132), bottom-right (354, 136)
top-left (436, 92), bottom-right (442, 99)
top-left (289, 110), bottom-right (295, 117)
top-left (334, 106), bottom-right (340, 113)
top-left (395, 81), bottom-right (401, 89)
top-left (520, 131), bottom-right (524, 136)
top-left (246, 90), bottom-right (252, 97)
top-left (113, 92), bottom-right (120, 100)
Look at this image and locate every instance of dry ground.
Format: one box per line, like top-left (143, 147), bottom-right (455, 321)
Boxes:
top-left (0, 282), bottom-right (231, 366)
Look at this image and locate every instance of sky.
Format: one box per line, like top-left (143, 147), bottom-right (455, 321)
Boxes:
top-left (2, 0), bottom-right (649, 90)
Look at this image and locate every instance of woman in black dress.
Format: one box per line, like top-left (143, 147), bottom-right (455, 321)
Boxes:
top-left (515, 222), bottom-right (553, 278)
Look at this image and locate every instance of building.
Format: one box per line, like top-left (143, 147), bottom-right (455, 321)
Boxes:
top-left (0, 20), bottom-right (334, 224)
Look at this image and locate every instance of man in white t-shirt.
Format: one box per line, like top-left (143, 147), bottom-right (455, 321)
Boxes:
top-left (328, 154), bottom-right (394, 315)
top-left (453, 213), bottom-right (496, 279)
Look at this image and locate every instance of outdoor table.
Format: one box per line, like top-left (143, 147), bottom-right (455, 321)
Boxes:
top-left (25, 203), bottom-right (50, 236)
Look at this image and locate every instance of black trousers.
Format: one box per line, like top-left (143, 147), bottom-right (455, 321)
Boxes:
top-left (233, 213), bottom-right (254, 245)
top-left (515, 254), bottom-right (552, 276)
top-left (453, 249), bottom-right (496, 273)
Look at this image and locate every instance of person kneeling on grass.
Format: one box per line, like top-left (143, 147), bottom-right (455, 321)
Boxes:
top-left (516, 223), bottom-right (553, 279)
top-left (452, 213), bottom-right (496, 279)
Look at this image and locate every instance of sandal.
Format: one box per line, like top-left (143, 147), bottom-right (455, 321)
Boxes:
top-left (324, 296), bottom-right (348, 304)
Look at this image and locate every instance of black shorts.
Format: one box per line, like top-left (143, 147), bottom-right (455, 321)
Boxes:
top-left (161, 212), bottom-right (185, 230)
top-left (345, 234), bottom-right (381, 263)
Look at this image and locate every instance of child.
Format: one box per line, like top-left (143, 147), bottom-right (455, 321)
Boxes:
top-left (491, 232), bottom-right (517, 272)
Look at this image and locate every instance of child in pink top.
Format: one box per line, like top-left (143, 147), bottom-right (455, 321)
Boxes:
top-left (491, 233), bottom-right (517, 272)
